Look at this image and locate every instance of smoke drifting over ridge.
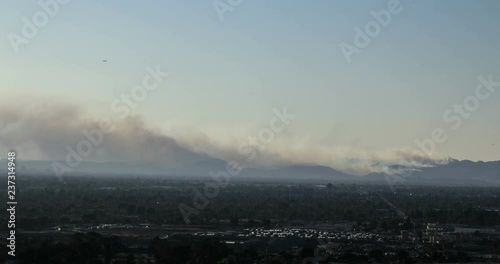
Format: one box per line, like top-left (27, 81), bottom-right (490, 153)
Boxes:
top-left (0, 101), bottom-right (450, 176)
top-left (0, 101), bottom-right (211, 167)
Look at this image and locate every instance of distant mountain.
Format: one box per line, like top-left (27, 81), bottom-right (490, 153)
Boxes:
top-left (1, 158), bottom-right (499, 186)
top-left (239, 164), bottom-right (357, 182)
top-left (403, 159), bottom-right (500, 186)
top-left (0, 155), bottom-right (228, 177)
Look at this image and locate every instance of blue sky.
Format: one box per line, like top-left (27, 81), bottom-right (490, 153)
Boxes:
top-left (0, 0), bottom-right (499, 164)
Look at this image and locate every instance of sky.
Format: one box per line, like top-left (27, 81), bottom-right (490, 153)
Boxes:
top-left (0, 0), bottom-right (499, 173)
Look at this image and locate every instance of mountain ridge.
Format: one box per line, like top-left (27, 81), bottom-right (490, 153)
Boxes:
top-left (1, 159), bottom-right (499, 186)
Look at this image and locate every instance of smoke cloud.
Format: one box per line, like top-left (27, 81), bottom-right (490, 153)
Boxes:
top-left (0, 101), bottom-right (450, 176)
